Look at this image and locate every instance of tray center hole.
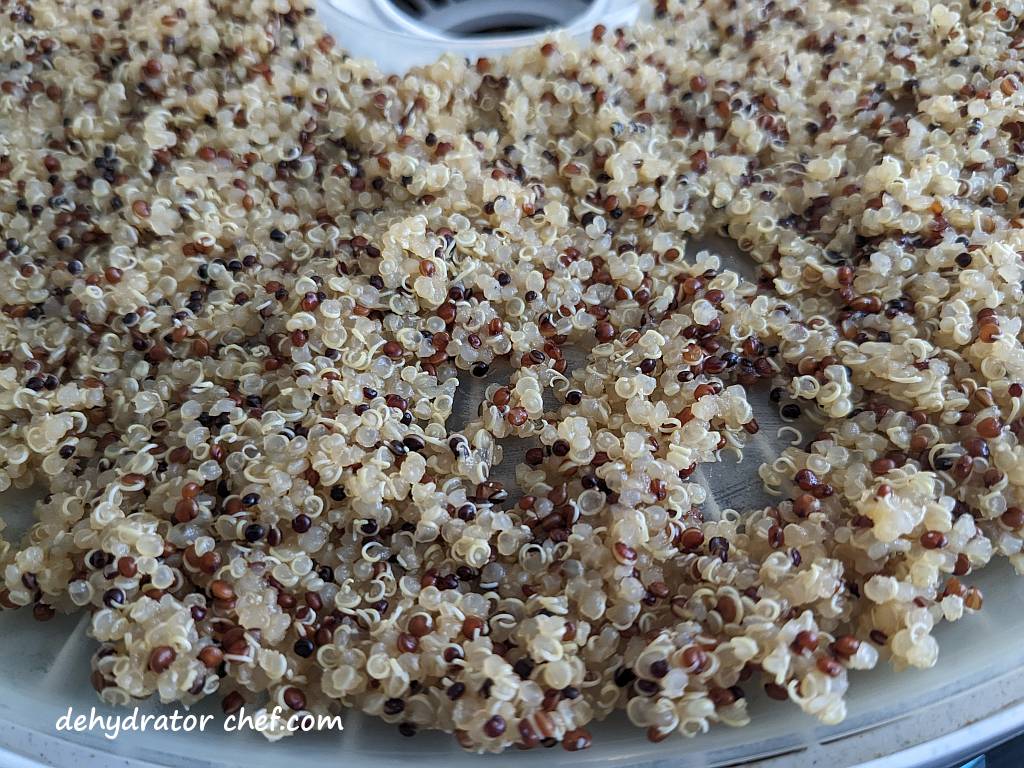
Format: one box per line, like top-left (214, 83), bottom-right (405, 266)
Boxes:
top-left (386, 0), bottom-right (595, 37)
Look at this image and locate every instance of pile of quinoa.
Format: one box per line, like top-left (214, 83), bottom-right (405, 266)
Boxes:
top-left (1, 0), bottom-right (1023, 752)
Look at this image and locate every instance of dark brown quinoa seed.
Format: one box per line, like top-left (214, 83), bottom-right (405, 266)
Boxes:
top-left (397, 633), bottom-right (419, 653)
top-left (562, 728), bottom-right (592, 751)
top-left (764, 683), bottom-right (789, 701)
top-left (483, 716), bottom-right (506, 738)
top-left (832, 635), bottom-right (860, 658)
top-left (221, 691), bottom-right (245, 716)
top-left (148, 646), bottom-right (176, 673)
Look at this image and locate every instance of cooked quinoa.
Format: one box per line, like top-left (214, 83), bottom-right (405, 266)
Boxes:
top-left (0, 0), bottom-right (1023, 752)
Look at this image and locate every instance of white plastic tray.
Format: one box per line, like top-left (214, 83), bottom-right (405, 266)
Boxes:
top-left (2, 5), bottom-right (1023, 764)
top-left (317, 0), bottom-right (642, 72)
top-left (3, 234), bottom-right (1024, 765)
top-left (1, 553), bottom-right (1023, 768)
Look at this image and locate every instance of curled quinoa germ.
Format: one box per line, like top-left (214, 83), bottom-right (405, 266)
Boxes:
top-left (1, 0), bottom-right (1024, 752)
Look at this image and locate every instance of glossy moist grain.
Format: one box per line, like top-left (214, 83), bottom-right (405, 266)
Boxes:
top-left (0, 0), bottom-right (1023, 753)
